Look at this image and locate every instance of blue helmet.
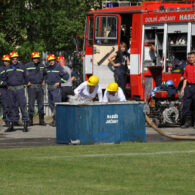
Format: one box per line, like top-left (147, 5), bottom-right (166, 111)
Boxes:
top-left (166, 80), bottom-right (174, 86)
top-left (152, 86), bottom-right (161, 92)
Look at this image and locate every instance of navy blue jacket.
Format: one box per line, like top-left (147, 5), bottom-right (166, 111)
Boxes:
top-left (161, 86), bottom-right (177, 98)
top-left (25, 62), bottom-right (45, 84)
top-left (6, 63), bottom-right (27, 86)
top-left (45, 63), bottom-right (69, 85)
top-left (0, 65), bottom-right (7, 87)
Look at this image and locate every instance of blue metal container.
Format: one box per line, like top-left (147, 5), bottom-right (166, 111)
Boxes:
top-left (56, 102), bottom-right (146, 144)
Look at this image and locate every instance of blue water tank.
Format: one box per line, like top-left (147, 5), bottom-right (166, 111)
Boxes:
top-left (56, 102), bottom-right (146, 144)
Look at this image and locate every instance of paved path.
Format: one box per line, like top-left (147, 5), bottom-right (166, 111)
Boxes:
top-left (0, 123), bottom-right (195, 148)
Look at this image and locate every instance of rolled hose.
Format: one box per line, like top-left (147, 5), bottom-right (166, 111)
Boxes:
top-left (145, 115), bottom-right (195, 140)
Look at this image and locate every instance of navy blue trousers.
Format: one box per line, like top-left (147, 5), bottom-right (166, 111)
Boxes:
top-left (48, 88), bottom-right (61, 113)
top-left (7, 88), bottom-right (28, 122)
top-left (114, 72), bottom-right (127, 94)
top-left (182, 84), bottom-right (195, 116)
top-left (0, 88), bottom-right (9, 122)
top-left (28, 87), bottom-right (44, 117)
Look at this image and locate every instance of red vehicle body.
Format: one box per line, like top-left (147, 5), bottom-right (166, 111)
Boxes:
top-left (83, 0), bottom-right (195, 100)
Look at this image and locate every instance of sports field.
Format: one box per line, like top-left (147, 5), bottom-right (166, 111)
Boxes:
top-left (0, 142), bottom-right (195, 194)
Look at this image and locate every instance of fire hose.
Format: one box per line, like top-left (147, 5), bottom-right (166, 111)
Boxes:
top-left (145, 115), bottom-right (195, 140)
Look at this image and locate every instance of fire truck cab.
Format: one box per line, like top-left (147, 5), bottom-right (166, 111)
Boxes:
top-left (83, 0), bottom-right (195, 100)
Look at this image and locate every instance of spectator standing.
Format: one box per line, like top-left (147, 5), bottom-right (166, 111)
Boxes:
top-left (5, 51), bottom-right (29, 132)
top-left (0, 55), bottom-right (10, 126)
top-left (108, 42), bottom-right (130, 95)
top-left (25, 51), bottom-right (46, 126)
top-left (45, 54), bottom-right (69, 126)
top-left (57, 56), bottom-right (74, 102)
top-left (181, 51), bottom-right (195, 128)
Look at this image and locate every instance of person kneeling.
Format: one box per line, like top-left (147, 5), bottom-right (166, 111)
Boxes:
top-left (74, 75), bottom-right (102, 102)
top-left (103, 82), bottom-right (126, 102)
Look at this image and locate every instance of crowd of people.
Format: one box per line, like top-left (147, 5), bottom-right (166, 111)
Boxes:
top-left (0, 51), bottom-right (127, 133)
top-left (2, 44), bottom-right (194, 132)
top-left (0, 52), bottom-right (76, 132)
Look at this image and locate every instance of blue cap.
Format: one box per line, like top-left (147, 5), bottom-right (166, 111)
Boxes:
top-left (166, 80), bottom-right (174, 86)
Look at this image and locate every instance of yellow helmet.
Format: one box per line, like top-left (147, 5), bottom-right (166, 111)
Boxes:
top-left (106, 82), bottom-right (118, 92)
top-left (47, 54), bottom-right (56, 61)
top-left (31, 51), bottom-right (40, 59)
top-left (87, 75), bottom-right (99, 86)
top-left (10, 51), bottom-right (19, 58)
top-left (2, 54), bottom-right (10, 61)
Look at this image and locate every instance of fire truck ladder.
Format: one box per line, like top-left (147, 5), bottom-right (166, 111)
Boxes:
top-left (102, 1), bottom-right (142, 8)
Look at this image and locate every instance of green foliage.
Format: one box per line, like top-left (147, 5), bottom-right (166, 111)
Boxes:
top-left (0, 0), bottom-right (103, 62)
top-left (0, 0), bottom-right (145, 62)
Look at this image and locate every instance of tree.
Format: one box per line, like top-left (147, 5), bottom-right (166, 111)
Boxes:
top-left (0, 0), bottom-right (145, 62)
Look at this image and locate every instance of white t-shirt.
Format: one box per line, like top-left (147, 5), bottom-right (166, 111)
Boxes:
top-left (103, 87), bottom-right (126, 102)
top-left (74, 81), bottom-right (103, 102)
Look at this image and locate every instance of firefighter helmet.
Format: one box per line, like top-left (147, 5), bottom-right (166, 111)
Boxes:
top-left (106, 82), bottom-right (118, 92)
top-left (31, 51), bottom-right (40, 59)
top-left (10, 51), bottom-right (19, 58)
top-left (47, 54), bottom-right (56, 61)
top-left (152, 86), bottom-right (161, 92)
top-left (2, 54), bottom-right (10, 61)
top-left (57, 56), bottom-right (65, 62)
top-left (166, 80), bottom-right (174, 86)
top-left (87, 75), bottom-right (99, 86)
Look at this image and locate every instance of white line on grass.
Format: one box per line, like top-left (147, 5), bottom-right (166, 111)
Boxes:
top-left (1, 150), bottom-right (195, 161)
top-left (34, 149), bottom-right (195, 160)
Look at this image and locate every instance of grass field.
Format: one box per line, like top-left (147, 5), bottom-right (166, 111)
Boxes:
top-left (0, 142), bottom-right (195, 195)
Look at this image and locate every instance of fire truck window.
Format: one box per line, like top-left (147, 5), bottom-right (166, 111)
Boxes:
top-left (143, 29), bottom-right (164, 67)
top-left (121, 14), bottom-right (132, 50)
top-left (192, 23), bottom-right (195, 51)
top-left (88, 17), bottom-right (93, 46)
top-left (192, 36), bottom-right (195, 51)
top-left (167, 33), bottom-right (187, 72)
top-left (95, 16), bottom-right (118, 45)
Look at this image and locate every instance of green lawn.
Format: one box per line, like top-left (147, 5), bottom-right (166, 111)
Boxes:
top-left (0, 142), bottom-right (195, 195)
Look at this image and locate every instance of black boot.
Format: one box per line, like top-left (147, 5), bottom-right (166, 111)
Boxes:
top-left (23, 121), bottom-right (28, 132)
top-left (5, 122), bottom-right (14, 132)
top-left (39, 114), bottom-right (46, 126)
top-left (4, 121), bottom-right (10, 127)
top-left (28, 116), bottom-right (33, 126)
top-left (181, 116), bottom-right (191, 129)
top-left (49, 116), bottom-right (56, 127)
top-left (14, 121), bottom-right (22, 126)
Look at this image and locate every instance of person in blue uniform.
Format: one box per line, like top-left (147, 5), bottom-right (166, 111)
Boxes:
top-left (0, 55), bottom-right (10, 126)
top-left (25, 51), bottom-right (46, 126)
top-left (161, 80), bottom-right (177, 98)
top-left (45, 54), bottom-right (69, 126)
top-left (5, 51), bottom-right (29, 132)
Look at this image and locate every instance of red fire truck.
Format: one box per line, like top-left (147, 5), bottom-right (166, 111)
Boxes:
top-left (83, 0), bottom-right (195, 101)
